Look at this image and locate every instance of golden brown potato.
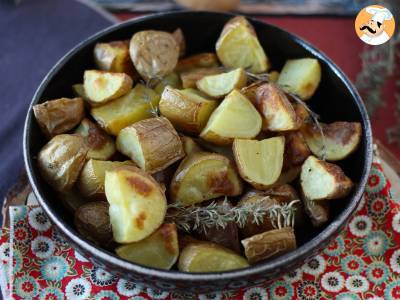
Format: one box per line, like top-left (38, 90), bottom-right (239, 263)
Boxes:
top-left (74, 118), bottom-right (116, 160)
top-left (90, 83), bottom-right (160, 136)
top-left (241, 227), bottom-right (296, 264)
top-left (175, 53), bottom-right (219, 73)
top-left (240, 81), bottom-right (264, 104)
top-left (301, 122), bottom-right (362, 161)
top-left (181, 136), bottom-right (203, 155)
top-left (301, 191), bottom-right (329, 227)
top-left (154, 72), bottom-right (182, 95)
top-left (116, 117), bottom-right (185, 173)
top-left (233, 137), bottom-right (285, 189)
top-left (33, 98), bottom-right (85, 138)
top-left (83, 70), bottom-right (133, 105)
top-left (255, 83), bottom-right (300, 131)
top-left (292, 102), bottom-right (310, 126)
top-left (216, 16), bottom-right (269, 73)
top-left (94, 40), bottom-right (137, 78)
top-left (78, 159), bottom-right (133, 200)
top-left (300, 156), bottom-right (353, 201)
top-left (38, 134), bottom-right (88, 192)
top-left (195, 200), bottom-right (241, 253)
top-left (178, 242), bottom-right (249, 272)
top-left (197, 68), bottom-right (247, 98)
top-left (277, 58), bottom-right (321, 100)
top-left (170, 152), bottom-right (242, 206)
top-left (159, 87), bottom-right (218, 134)
top-left (58, 189), bottom-right (87, 214)
top-left (116, 223), bottom-right (179, 270)
top-left (172, 28), bottom-right (186, 57)
top-left (129, 30), bottom-right (179, 80)
top-left (282, 131), bottom-right (311, 171)
top-left (200, 90), bottom-right (262, 145)
top-left (180, 67), bottom-right (223, 89)
top-left (74, 201), bottom-right (113, 247)
top-left (105, 165), bottom-right (167, 243)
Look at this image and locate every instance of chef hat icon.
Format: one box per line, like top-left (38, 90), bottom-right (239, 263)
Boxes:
top-left (366, 6), bottom-right (393, 24)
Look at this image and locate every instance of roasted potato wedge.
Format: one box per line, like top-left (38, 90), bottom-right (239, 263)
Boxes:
top-left (130, 30), bottom-right (179, 80)
top-left (301, 122), bottom-right (362, 161)
top-left (172, 28), bottom-right (186, 57)
top-left (240, 81), bottom-right (264, 104)
top-left (33, 97), bottom-right (85, 138)
top-left (94, 41), bottom-right (137, 77)
top-left (195, 200), bottom-right (241, 253)
top-left (200, 90), bottom-right (262, 145)
top-left (105, 165), bottom-right (167, 243)
top-left (301, 191), bottom-right (329, 227)
top-left (74, 118), bottom-right (116, 160)
top-left (293, 102), bottom-right (311, 126)
top-left (170, 152), bottom-right (242, 206)
top-left (116, 117), bottom-right (185, 173)
top-left (83, 70), bottom-right (132, 105)
top-left (255, 83), bottom-right (300, 131)
top-left (282, 131), bottom-right (311, 171)
top-left (241, 227), bottom-right (296, 264)
top-left (116, 223), bottom-right (179, 270)
top-left (216, 16), bottom-right (269, 73)
top-left (180, 67), bottom-right (223, 89)
top-left (233, 137), bottom-right (285, 189)
top-left (59, 189), bottom-right (87, 214)
top-left (197, 68), bottom-right (247, 98)
top-left (300, 155), bottom-right (353, 201)
top-left (78, 159), bottom-right (133, 200)
top-left (277, 58), bottom-right (321, 100)
top-left (154, 72), bottom-right (182, 95)
top-left (38, 134), bottom-right (88, 192)
top-left (175, 52), bottom-right (219, 72)
top-left (74, 201), bottom-right (113, 247)
top-left (181, 136), bottom-right (203, 155)
top-left (91, 83), bottom-right (160, 136)
top-left (178, 242), bottom-right (249, 272)
top-left (159, 87), bottom-right (218, 134)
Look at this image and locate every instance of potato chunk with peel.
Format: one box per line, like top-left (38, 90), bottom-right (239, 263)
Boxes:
top-left (180, 67), bottom-right (223, 89)
top-left (91, 84), bottom-right (160, 136)
top-left (181, 136), bottom-right (203, 155)
top-left (175, 53), bottom-right (219, 72)
top-left (74, 118), bottom-right (116, 161)
top-left (159, 87), bottom-right (218, 134)
top-left (170, 152), bottom-right (242, 206)
top-left (84, 70), bottom-right (132, 104)
top-left (301, 191), bottom-right (329, 227)
top-left (301, 122), bottom-right (362, 161)
top-left (178, 242), bottom-right (249, 272)
top-left (200, 90), bottom-right (262, 145)
top-left (300, 156), bottom-right (353, 201)
top-left (78, 159), bottom-right (133, 200)
top-left (277, 58), bottom-right (321, 100)
top-left (255, 83), bottom-right (300, 131)
top-left (105, 165), bottom-right (167, 243)
top-left (216, 16), bottom-right (269, 74)
top-left (241, 227), bottom-right (296, 264)
top-left (233, 137), bottom-right (285, 189)
top-left (116, 223), bottom-right (179, 270)
top-left (197, 68), bottom-right (247, 98)
top-left (116, 117), bottom-right (185, 173)
top-left (38, 134), bottom-right (88, 192)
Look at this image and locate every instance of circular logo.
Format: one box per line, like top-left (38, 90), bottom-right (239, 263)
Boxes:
top-left (355, 5), bottom-right (395, 45)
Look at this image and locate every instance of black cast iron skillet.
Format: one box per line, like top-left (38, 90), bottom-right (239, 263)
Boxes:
top-left (23, 11), bottom-right (373, 293)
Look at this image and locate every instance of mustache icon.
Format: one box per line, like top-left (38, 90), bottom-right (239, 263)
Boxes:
top-left (360, 25), bottom-right (376, 34)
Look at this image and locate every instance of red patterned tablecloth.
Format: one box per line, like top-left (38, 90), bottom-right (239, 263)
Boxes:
top-left (0, 160), bottom-right (399, 299)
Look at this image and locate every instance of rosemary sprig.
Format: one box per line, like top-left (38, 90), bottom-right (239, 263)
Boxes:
top-left (166, 197), bottom-right (299, 234)
top-left (246, 71), bottom-right (271, 83)
top-left (139, 79), bottom-right (160, 117)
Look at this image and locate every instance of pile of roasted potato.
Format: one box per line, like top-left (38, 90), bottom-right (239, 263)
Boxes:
top-left (33, 16), bottom-right (362, 273)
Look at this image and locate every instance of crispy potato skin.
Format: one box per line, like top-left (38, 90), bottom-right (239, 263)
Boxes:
top-left (33, 98), bottom-right (85, 138)
top-left (282, 131), bottom-right (311, 171)
top-left (117, 117), bottom-right (185, 173)
top-left (255, 83), bottom-right (300, 131)
top-left (172, 28), bottom-right (186, 57)
top-left (180, 67), bottom-right (223, 89)
top-left (301, 122), bottom-right (362, 161)
top-left (241, 227), bottom-right (296, 264)
top-left (240, 81), bottom-right (264, 104)
top-left (130, 30), bottom-right (179, 80)
top-left (178, 242), bottom-right (249, 272)
top-left (170, 152), bottom-right (243, 206)
top-left (159, 87), bottom-right (218, 134)
top-left (175, 53), bottom-right (219, 73)
top-left (38, 134), bottom-right (88, 192)
top-left (74, 201), bottom-right (113, 247)
top-left (94, 40), bottom-right (138, 78)
top-left (301, 190), bottom-right (329, 227)
top-left (74, 118), bottom-right (116, 160)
